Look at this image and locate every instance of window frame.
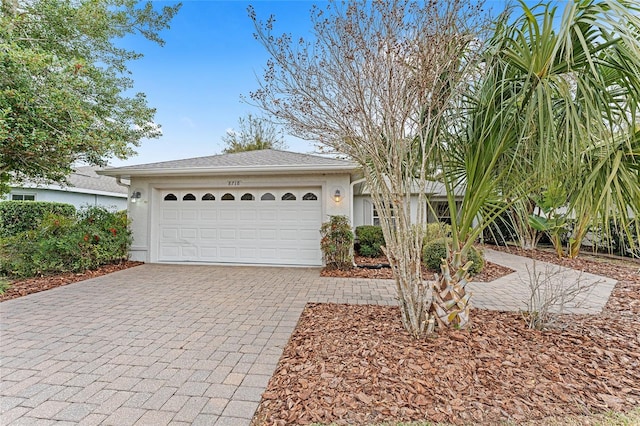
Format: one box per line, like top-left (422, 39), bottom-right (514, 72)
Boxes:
top-left (372, 203), bottom-right (396, 226)
top-left (11, 193), bottom-right (36, 201)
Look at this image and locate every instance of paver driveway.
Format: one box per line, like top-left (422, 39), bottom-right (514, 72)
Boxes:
top-left (0, 265), bottom-right (396, 425)
top-left (0, 256), bottom-right (616, 425)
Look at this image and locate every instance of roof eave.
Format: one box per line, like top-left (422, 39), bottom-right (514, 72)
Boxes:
top-left (97, 164), bottom-right (359, 179)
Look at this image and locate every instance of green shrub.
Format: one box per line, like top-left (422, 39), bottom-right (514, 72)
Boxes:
top-left (320, 215), bottom-right (354, 270)
top-left (355, 225), bottom-right (385, 257)
top-left (424, 222), bottom-right (451, 242)
top-left (0, 206), bottom-right (131, 277)
top-left (0, 201), bottom-right (76, 238)
top-left (422, 238), bottom-right (450, 272)
top-left (422, 238), bottom-right (485, 276)
top-left (0, 278), bottom-right (9, 295)
top-left (466, 246), bottom-right (486, 275)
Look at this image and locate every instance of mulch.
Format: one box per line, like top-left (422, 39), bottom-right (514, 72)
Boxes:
top-left (321, 254), bottom-right (515, 283)
top-left (253, 246), bottom-right (640, 425)
top-left (0, 261), bottom-right (143, 302)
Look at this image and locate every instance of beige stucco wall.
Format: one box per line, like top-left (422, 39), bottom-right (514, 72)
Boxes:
top-left (127, 172), bottom-right (352, 263)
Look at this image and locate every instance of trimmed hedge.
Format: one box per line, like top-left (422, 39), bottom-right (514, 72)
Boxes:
top-left (355, 225), bottom-right (385, 257)
top-left (422, 238), bottom-right (485, 276)
top-left (0, 201), bottom-right (76, 238)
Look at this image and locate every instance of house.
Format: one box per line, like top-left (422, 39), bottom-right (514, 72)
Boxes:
top-left (3, 166), bottom-right (127, 210)
top-left (98, 149), bottom-right (457, 266)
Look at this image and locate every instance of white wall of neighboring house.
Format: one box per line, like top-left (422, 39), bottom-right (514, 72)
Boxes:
top-left (2, 186), bottom-right (127, 210)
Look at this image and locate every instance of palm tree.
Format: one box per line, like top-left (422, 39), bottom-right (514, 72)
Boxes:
top-left (452, 0), bottom-right (640, 258)
top-left (429, 0), bottom-right (640, 327)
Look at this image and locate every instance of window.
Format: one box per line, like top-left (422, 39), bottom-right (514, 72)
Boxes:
top-left (302, 192), bottom-right (318, 201)
top-left (164, 194), bottom-right (178, 201)
top-left (281, 192), bottom-right (296, 201)
top-left (11, 194), bottom-right (35, 201)
top-left (221, 193), bottom-right (235, 201)
top-left (429, 201), bottom-right (460, 225)
top-left (260, 193), bottom-right (275, 201)
top-left (372, 203), bottom-right (396, 226)
top-left (241, 193), bottom-right (255, 201)
top-left (202, 193), bottom-right (215, 201)
top-left (183, 193), bottom-right (196, 201)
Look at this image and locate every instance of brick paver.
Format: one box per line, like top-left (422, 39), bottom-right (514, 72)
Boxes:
top-left (0, 254), bottom-right (617, 425)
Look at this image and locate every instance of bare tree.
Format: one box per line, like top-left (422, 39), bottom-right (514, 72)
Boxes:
top-left (521, 262), bottom-right (601, 330)
top-left (249, 0), bottom-right (487, 338)
top-left (221, 114), bottom-right (287, 153)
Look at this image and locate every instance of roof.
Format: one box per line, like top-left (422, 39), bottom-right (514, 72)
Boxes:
top-left (11, 166), bottom-right (127, 197)
top-left (67, 167), bottom-right (128, 195)
top-left (355, 179), bottom-right (465, 197)
top-left (98, 149), bottom-right (358, 178)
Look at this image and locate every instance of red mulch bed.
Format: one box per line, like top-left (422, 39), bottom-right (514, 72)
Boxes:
top-left (0, 261), bottom-right (143, 302)
top-left (321, 254), bottom-right (515, 282)
top-left (253, 248), bottom-right (640, 425)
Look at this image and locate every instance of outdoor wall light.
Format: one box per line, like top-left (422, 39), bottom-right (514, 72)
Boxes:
top-left (130, 190), bottom-right (142, 203)
top-left (333, 189), bottom-right (342, 203)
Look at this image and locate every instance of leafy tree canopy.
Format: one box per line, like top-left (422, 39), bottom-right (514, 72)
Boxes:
top-left (0, 0), bottom-right (181, 192)
top-left (221, 114), bottom-right (287, 154)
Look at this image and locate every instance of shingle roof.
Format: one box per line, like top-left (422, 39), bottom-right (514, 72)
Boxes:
top-left (99, 149), bottom-right (357, 177)
top-left (69, 167), bottom-right (127, 194)
top-left (11, 166), bottom-right (127, 195)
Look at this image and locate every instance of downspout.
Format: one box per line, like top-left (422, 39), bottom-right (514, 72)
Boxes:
top-left (115, 176), bottom-right (129, 189)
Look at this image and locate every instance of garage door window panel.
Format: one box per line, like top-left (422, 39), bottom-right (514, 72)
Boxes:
top-left (303, 192), bottom-right (318, 201)
top-left (164, 193), bottom-right (177, 201)
top-left (183, 193), bottom-right (196, 201)
top-left (261, 193), bottom-right (275, 201)
top-left (241, 193), bottom-right (255, 201)
top-left (202, 193), bottom-right (215, 201)
top-left (282, 192), bottom-right (296, 200)
top-left (222, 193), bottom-right (235, 201)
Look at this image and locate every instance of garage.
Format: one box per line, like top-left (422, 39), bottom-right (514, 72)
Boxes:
top-left (157, 187), bottom-right (323, 265)
top-left (98, 149), bottom-right (357, 266)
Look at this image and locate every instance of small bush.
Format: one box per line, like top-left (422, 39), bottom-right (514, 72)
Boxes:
top-left (0, 206), bottom-right (131, 277)
top-left (0, 278), bottom-right (10, 295)
top-left (320, 215), bottom-right (354, 270)
top-left (355, 225), bottom-right (385, 257)
top-left (422, 238), bottom-right (485, 276)
top-left (0, 201), bottom-right (76, 238)
top-left (422, 238), bottom-right (449, 271)
top-left (424, 222), bottom-right (451, 242)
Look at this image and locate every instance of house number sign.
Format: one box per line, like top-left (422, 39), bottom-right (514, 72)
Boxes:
top-left (227, 180), bottom-right (241, 186)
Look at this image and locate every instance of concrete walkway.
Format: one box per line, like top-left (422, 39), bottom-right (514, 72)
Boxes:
top-left (470, 249), bottom-right (618, 314)
top-left (0, 253), bottom-right (617, 425)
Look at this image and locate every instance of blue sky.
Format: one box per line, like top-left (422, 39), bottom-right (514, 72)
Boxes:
top-left (111, 0), bottom-right (523, 167)
top-left (110, 1), bottom-right (325, 166)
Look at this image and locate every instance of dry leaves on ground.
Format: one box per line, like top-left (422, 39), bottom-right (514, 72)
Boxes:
top-left (253, 304), bottom-right (640, 425)
top-left (0, 261), bottom-right (143, 302)
top-left (253, 248), bottom-right (640, 425)
top-left (322, 255), bottom-right (515, 283)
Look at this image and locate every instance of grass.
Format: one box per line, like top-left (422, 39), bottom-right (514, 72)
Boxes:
top-left (0, 277), bottom-right (10, 295)
top-left (309, 408), bottom-right (640, 426)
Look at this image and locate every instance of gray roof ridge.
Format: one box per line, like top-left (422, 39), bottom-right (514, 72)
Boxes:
top-left (102, 149), bottom-right (356, 171)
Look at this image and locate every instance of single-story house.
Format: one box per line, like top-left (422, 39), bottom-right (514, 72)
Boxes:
top-left (3, 166), bottom-right (127, 210)
top-left (99, 149), bottom-right (456, 266)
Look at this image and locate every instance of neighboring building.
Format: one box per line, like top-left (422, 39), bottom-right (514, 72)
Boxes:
top-left (99, 150), bottom-right (461, 267)
top-left (3, 166), bottom-right (127, 210)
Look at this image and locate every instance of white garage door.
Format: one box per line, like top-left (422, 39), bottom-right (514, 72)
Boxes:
top-left (157, 188), bottom-right (323, 266)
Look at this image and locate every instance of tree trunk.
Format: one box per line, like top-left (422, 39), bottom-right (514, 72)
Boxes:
top-left (430, 252), bottom-right (473, 329)
top-left (383, 246), bottom-right (434, 339)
